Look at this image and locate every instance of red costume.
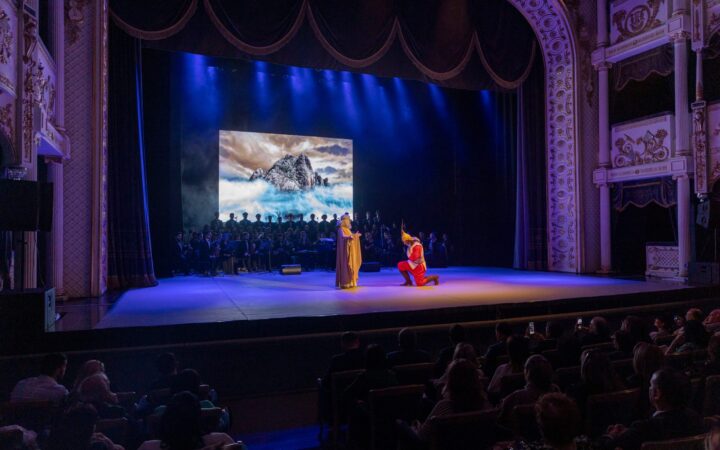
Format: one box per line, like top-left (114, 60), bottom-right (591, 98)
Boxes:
top-left (397, 240), bottom-right (431, 285)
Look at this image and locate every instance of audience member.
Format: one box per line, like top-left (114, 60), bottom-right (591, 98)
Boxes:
top-left (78, 373), bottom-right (124, 419)
top-left (621, 316), bottom-right (648, 345)
top-left (149, 353), bottom-right (179, 391)
top-left (627, 342), bottom-right (664, 389)
top-left (343, 344), bottom-right (398, 406)
top-left (387, 328), bottom-right (431, 367)
top-left (650, 314), bottom-right (674, 343)
top-left (577, 317), bottom-right (611, 347)
top-left (484, 323), bottom-right (513, 374)
top-left (529, 321), bottom-right (565, 354)
top-left (72, 360), bottom-right (106, 395)
top-left (434, 324), bottom-right (472, 377)
top-left (707, 426), bottom-right (720, 450)
top-left (686, 308), bottom-right (705, 323)
top-left (499, 355), bottom-right (558, 424)
top-left (46, 404), bottom-right (123, 450)
top-left (0, 425), bottom-right (39, 450)
top-left (10, 353), bottom-right (68, 404)
top-left (137, 392), bottom-right (235, 450)
top-left (598, 368), bottom-right (704, 450)
top-left (566, 350), bottom-right (624, 414)
top-left (412, 359), bottom-right (491, 441)
top-left (508, 393), bottom-right (592, 450)
top-left (608, 329), bottom-right (636, 360)
top-left (322, 331), bottom-right (364, 388)
top-left (488, 335), bottom-right (529, 396)
top-left (666, 319), bottom-right (709, 354)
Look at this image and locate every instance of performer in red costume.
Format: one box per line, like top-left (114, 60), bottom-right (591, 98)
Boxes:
top-left (398, 228), bottom-right (439, 286)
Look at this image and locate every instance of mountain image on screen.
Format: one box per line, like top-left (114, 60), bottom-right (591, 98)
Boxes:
top-left (249, 154), bottom-right (329, 191)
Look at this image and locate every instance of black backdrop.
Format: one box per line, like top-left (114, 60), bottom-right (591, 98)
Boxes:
top-left (142, 49), bottom-right (520, 275)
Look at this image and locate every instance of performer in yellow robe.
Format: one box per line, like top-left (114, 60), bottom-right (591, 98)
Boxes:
top-left (336, 214), bottom-right (362, 288)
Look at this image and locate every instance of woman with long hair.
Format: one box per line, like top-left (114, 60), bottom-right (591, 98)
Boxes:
top-left (137, 392), bottom-right (235, 450)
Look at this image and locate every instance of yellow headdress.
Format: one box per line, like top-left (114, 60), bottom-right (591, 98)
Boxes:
top-left (401, 229), bottom-right (414, 244)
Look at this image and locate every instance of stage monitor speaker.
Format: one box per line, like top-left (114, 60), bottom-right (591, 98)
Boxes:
top-left (689, 262), bottom-right (720, 285)
top-left (280, 264), bottom-right (302, 275)
top-left (697, 200), bottom-right (720, 229)
top-left (360, 261), bottom-right (381, 272)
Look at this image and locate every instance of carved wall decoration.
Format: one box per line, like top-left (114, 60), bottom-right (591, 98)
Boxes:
top-left (614, 130), bottom-right (670, 166)
top-left (508, 0), bottom-right (581, 272)
top-left (708, 101), bottom-right (720, 188)
top-left (0, 10), bottom-right (12, 64)
top-left (66, 0), bottom-right (90, 45)
top-left (611, 0), bottom-right (664, 44)
top-left (565, 0), bottom-right (595, 107)
top-left (611, 113), bottom-right (675, 168)
top-left (693, 104), bottom-right (709, 195)
top-left (21, 12), bottom-right (38, 164)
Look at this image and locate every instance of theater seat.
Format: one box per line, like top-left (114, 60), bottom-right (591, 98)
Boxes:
top-left (394, 363), bottom-right (434, 385)
top-left (585, 388), bottom-right (641, 437)
top-left (639, 433), bottom-right (706, 450)
top-left (367, 385), bottom-right (424, 450)
top-left (426, 408), bottom-right (502, 450)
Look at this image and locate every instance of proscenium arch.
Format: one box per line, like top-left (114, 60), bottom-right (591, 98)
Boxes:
top-left (507, 0), bottom-right (581, 273)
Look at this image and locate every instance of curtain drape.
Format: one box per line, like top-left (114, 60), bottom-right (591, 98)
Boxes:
top-left (514, 52), bottom-right (547, 270)
top-left (110, 0), bottom-right (536, 91)
top-left (107, 23), bottom-right (157, 289)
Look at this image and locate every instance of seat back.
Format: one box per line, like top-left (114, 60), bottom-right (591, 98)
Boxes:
top-left (330, 369), bottom-right (364, 443)
top-left (394, 363), bottom-right (434, 386)
top-left (96, 417), bottom-right (129, 447)
top-left (541, 349), bottom-right (566, 368)
top-left (640, 433), bottom-right (706, 450)
top-left (704, 375), bottom-right (720, 416)
top-left (148, 388), bottom-right (172, 406)
top-left (499, 372), bottom-right (526, 399)
top-left (612, 358), bottom-right (634, 379)
top-left (585, 388), bottom-right (641, 437)
top-left (511, 403), bottom-right (540, 441)
top-left (0, 400), bottom-right (61, 433)
top-left (200, 407), bottom-right (223, 433)
top-left (368, 384), bottom-right (424, 450)
top-left (555, 366), bottom-right (580, 391)
top-left (428, 409), bottom-right (500, 450)
top-left (581, 342), bottom-right (615, 354)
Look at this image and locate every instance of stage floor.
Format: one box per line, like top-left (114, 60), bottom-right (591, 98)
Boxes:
top-left (57, 267), bottom-right (691, 331)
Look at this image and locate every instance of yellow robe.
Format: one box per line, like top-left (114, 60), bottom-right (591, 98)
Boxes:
top-left (335, 226), bottom-right (362, 288)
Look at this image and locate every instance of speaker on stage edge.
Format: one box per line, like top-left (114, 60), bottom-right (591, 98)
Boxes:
top-left (280, 264), bottom-right (302, 275)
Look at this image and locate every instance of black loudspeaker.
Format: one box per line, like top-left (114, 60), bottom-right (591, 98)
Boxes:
top-left (697, 200), bottom-right (720, 229)
top-left (360, 261), bottom-right (381, 272)
top-left (689, 262), bottom-right (720, 285)
top-left (280, 264), bottom-right (302, 275)
top-left (0, 180), bottom-right (53, 231)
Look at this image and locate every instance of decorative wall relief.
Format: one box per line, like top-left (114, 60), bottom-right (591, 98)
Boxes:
top-left (508, 0), bottom-right (581, 272)
top-left (22, 12), bottom-right (37, 163)
top-left (611, 0), bottom-right (667, 44)
top-left (708, 101), bottom-right (720, 189)
top-left (66, 0), bottom-right (89, 45)
top-left (693, 103), bottom-right (709, 195)
top-left (611, 113), bottom-right (675, 168)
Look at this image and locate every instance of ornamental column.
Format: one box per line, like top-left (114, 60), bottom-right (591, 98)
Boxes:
top-left (676, 174), bottom-right (691, 277)
top-left (47, 0), bottom-right (66, 295)
top-left (595, 0), bottom-right (612, 273)
top-left (673, 33), bottom-right (691, 156)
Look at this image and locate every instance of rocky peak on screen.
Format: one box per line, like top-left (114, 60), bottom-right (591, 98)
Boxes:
top-left (249, 154), bottom-right (329, 191)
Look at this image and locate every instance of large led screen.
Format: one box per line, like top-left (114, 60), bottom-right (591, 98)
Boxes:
top-left (219, 131), bottom-right (353, 221)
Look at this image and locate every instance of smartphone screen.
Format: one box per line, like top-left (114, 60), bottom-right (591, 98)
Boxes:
top-left (577, 318), bottom-right (583, 327)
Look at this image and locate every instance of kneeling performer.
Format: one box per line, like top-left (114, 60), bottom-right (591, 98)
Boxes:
top-left (398, 229), bottom-right (439, 286)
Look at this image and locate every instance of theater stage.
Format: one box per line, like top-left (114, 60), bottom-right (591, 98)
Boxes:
top-left (57, 267), bottom-right (698, 332)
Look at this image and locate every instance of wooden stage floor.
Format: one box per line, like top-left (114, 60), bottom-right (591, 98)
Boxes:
top-left (55, 267), bottom-right (692, 331)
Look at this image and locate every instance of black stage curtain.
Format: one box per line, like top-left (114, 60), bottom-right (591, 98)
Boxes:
top-left (110, 0), bottom-right (536, 91)
top-left (107, 24), bottom-right (158, 289)
top-left (514, 52), bottom-right (547, 270)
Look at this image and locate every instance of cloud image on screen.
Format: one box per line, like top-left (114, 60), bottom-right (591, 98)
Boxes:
top-left (219, 131), bottom-right (353, 221)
